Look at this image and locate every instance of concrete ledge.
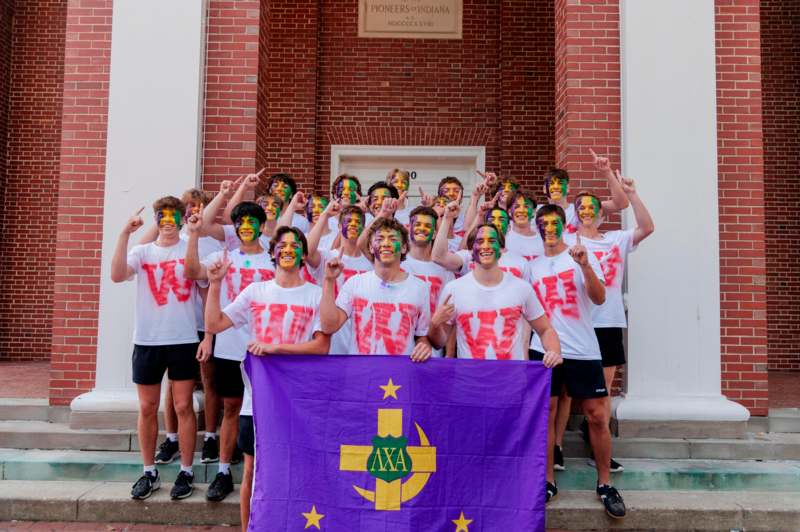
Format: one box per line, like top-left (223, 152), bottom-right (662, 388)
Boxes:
top-left (1, 481), bottom-right (799, 530)
top-left (617, 419), bottom-right (747, 439)
top-left (769, 408), bottom-right (800, 434)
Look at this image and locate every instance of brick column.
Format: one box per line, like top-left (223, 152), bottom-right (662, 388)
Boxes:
top-left (715, 0), bottom-right (769, 415)
top-left (49, 0), bottom-right (112, 405)
top-left (553, 0), bottom-right (621, 193)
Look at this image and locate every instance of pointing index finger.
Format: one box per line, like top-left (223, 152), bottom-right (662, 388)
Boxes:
top-left (135, 207), bottom-right (145, 216)
top-left (589, 148), bottom-right (598, 159)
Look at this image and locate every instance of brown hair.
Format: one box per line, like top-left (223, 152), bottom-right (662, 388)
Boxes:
top-left (153, 196), bottom-right (185, 217)
top-left (366, 216), bottom-right (410, 262)
top-left (269, 226), bottom-right (308, 269)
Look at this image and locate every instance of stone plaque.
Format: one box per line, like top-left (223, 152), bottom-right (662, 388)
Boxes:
top-left (358, 0), bottom-right (462, 40)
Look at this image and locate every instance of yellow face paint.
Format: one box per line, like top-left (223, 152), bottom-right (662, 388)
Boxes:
top-left (270, 180), bottom-right (292, 203)
top-left (411, 214), bottom-right (436, 244)
top-left (512, 196), bottom-right (534, 224)
top-left (235, 215), bottom-right (260, 243)
top-left (439, 183), bottom-right (461, 202)
top-left (261, 196), bottom-right (281, 221)
top-left (339, 179), bottom-right (359, 204)
top-left (274, 231), bottom-right (303, 270)
top-left (472, 226), bottom-right (501, 265)
top-left (486, 208), bottom-right (510, 235)
top-left (157, 207), bottom-right (181, 229)
top-left (369, 188), bottom-right (391, 215)
top-left (536, 213), bottom-right (564, 245)
top-left (577, 195), bottom-right (600, 226)
top-left (548, 177), bottom-right (568, 201)
top-left (389, 172), bottom-right (409, 194)
top-left (341, 212), bottom-right (364, 240)
top-left (307, 196), bottom-right (329, 223)
top-left (370, 227), bottom-right (403, 264)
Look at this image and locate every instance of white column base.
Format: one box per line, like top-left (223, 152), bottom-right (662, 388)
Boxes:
top-left (69, 388), bottom-right (204, 430)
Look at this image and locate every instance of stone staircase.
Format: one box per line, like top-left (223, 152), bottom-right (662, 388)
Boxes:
top-left (1, 398), bottom-right (800, 530)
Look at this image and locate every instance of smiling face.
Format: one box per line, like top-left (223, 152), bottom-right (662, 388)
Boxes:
top-left (235, 215), bottom-right (261, 243)
top-left (369, 187), bottom-right (392, 216)
top-left (536, 213), bottom-right (564, 245)
top-left (341, 211), bottom-right (364, 241)
top-left (500, 180), bottom-right (518, 204)
top-left (273, 231), bottom-right (303, 271)
top-left (577, 195), bottom-right (601, 226)
top-left (336, 178), bottom-right (359, 205)
top-left (512, 195), bottom-right (535, 225)
top-left (439, 182), bottom-right (462, 203)
top-left (486, 208), bottom-right (510, 236)
top-left (259, 196), bottom-right (281, 221)
top-left (472, 226), bottom-right (502, 266)
top-left (156, 207), bottom-right (182, 231)
top-left (410, 214), bottom-right (436, 244)
top-left (388, 171), bottom-right (409, 194)
top-left (547, 176), bottom-right (568, 201)
top-left (370, 227), bottom-right (405, 265)
top-left (269, 179), bottom-right (293, 203)
top-left (307, 196), bottom-right (329, 223)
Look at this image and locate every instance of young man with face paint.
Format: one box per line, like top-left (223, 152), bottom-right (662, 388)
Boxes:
top-left (365, 181), bottom-right (400, 222)
top-left (491, 177), bottom-right (520, 211)
top-left (428, 222), bottom-right (561, 364)
top-left (320, 217), bottom-right (433, 361)
top-left (528, 205), bottom-right (627, 518)
top-left (184, 201), bottom-right (274, 502)
top-left (306, 203), bottom-right (374, 354)
top-left (387, 168), bottom-right (412, 226)
top-left (304, 194), bottom-right (338, 250)
top-left (111, 197), bottom-right (202, 501)
top-left (573, 176), bottom-right (654, 473)
top-left (264, 172), bottom-right (311, 232)
top-left (436, 176), bottom-right (466, 235)
top-left (505, 190), bottom-right (545, 263)
top-left (202, 180), bottom-right (282, 252)
top-left (433, 199), bottom-right (530, 281)
top-left (541, 148), bottom-right (630, 234)
top-left (401, 206), bottom-right (456, 357)
top-left (203, 225), bottom-right (330, 531)
top-left (331, 173), bottom-right (363, 206)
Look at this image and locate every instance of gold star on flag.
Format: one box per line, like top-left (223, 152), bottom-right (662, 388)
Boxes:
top-left (452, 511), bottom-right (473, 532)
top-left (302, 505), bottom-right (324, 529)
top-left (379, 378), bottom-right (401, 400)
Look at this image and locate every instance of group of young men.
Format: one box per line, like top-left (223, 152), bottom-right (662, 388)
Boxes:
top-left (112, 150), bottom-right (654, 528)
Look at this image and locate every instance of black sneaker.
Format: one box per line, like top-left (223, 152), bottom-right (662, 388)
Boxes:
top-left (154, 437), bottom-right (179, 464)
top-left (170, 470), bottom-right (194, 500)
top-left (201, 437), bottom-right (219, 464)
top-left (553, 445), bottom-right (566, 471)
top-left (545, 481), bottom-right (558, 503)
top-left (206, 471), bottom-right (234, 502)
top-left (231, 445), bottom-right (243, 465)
top-left (587, 454), bottom-right (625, 473)
top-left (131, 471), bottom-right (160, 500)
top-left (597, 484), bottom-right (626, 519)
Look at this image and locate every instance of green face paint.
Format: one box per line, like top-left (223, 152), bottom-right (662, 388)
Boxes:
top-left (486, 209), bottom-right (510, 235)
top-left (536, 213), bottom-right (564, 244)
top-left (275, 232), bottom-right (303, 270)
top-left (157, 208), bottom-right (182, 229)
top-left (411, 214), bottom-right (436, 244)
top-left (371, 228), bottom-right (403, 263)
top-left (235, 215), bottom-right (261, 242)
top-left (337, 178), bottom-right (359, 204)
top-left (472, 226), bottom-right (502, 264)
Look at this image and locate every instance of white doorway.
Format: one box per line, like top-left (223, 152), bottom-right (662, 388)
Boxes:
top-left (330, 145), bottom-right (485, 206)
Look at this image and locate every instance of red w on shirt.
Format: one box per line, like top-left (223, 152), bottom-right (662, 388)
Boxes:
top-left (249, 303), bottom-right (315, 344)
top-left (456, 306), bottom-right (523, 359)
top-left (224, 268), bottom-right (275, 301)
top-left (413, 275), bottom-right (444, 315)
top-left (593, 246), bottom-right (623, 288)
top-left (351, 298), bottom-right (417, 354)
top-left (532, 269), bottom-right (580, 320)
top-left (141, 260), bottom-right (193, 306)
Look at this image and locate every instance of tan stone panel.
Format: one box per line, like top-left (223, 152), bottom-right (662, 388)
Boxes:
top-left (358, 0), bottom-right (462, 39)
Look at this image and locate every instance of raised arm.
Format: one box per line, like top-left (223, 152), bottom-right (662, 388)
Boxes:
top-left (276, 190), bottom-right (306, 229)
top-left (202, 178), bottom-right (241, 241)
top-left (591, 148), bottom-right (629, 214)
top-left (463, 178), bottom-right (489, 231)
top-left (305, 200), bottom-right (340, 269)
top-left (617, 170), bottom-right (654, 246)
top-left (204, 250), bottom-right (235, 334)
top-left (569, 234), bottom-right (605, 305)
top-left (319, 249), bottom-right (348, 334)
top-left (111, 208), bottom-right (144, 283)
top-left (432, 201), bottom-right (466, 272)
top-left (222, 170), bottom-right (262, 224)
top-left (183, 208), bottom-right (209, 280)
top-left (357, 197), bottom-right (398, 260)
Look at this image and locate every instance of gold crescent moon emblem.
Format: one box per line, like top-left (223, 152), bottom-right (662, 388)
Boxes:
top-left (352, 422), bottom-right (433, 503)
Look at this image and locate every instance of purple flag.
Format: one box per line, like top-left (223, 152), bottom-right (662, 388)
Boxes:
top-left (245, 355), bottom-right (550, 532)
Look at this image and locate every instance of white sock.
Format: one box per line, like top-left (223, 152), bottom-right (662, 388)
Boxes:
top-left (166, 433), bottom-right (178, 442)
top-left (218, 463), bottom-right (230, 475)
top-left (204, 432), bottom-right (217, 440)
top-left (180, 465), bottom-right (194, 476)
top-left (143, 464), bottom-right (157, 475)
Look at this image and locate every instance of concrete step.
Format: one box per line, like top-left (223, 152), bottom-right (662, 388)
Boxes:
top-left (0, 480), bottom-right (797, 530)
top-left (0, 398), bottom-right (69, 423)
top-left (2, 448), bottom-right (799, 493)
top-left (770, 408), bottom-right (800, 433)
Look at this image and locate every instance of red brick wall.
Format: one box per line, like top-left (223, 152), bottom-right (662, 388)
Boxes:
top-left (48, 0), bottom-right (112, 405)
top-left (201, 0), bottom-right (259, 193)
top-left (761, 0), bottom-right (800, 371)
top-left (0, 0), bottom-right (12, 214)
top-left (304, 0), bottom-right (554, 195)
top-left (715, 0), bottom-right (769, 415)
top-left (0, 0), bottom-right (66, 361)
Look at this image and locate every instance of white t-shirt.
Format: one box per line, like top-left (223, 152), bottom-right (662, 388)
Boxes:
top-left (402, 256), bottom-right (455, 358)
top-left (291, 212), bottom-right (310, 233)
top-left (202, 249), bottom-right (275, 360)
top-left (180, 232), bottom-right (223, 332)
top-left (395, 206), bottom-right (411, 227)
top-left (505, 227), bottom-right (545, 263)
top-left (335, 271), bottom-right (430, 356)
top-left (126, 240), bottom-right (200, 346)
top-left (453, 212), bottom-right (466, 237)
top-left (318, 229), bottom-right (338, 251)
top-left (224, 280), bottom-right (323, 415)
top-left (440, 272), bottom-right (544, 360)
top-left (454, 249), bottom-right (530, 281)
top-left (528, 248), bottom-right (605, 360)
top-left (581, 229), bottom-right (636, 328)
top-left (309, 249), bottom-right (373, 355)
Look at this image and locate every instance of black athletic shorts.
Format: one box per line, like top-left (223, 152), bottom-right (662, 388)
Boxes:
top-left (238, 415), bottom-right (255, 456)
top-left (595, 327), bottom-right (626, 367)
top-left (132, 343), bottom-right (199, 385)
top-left (212, 356), bottom-right (245, 398)
top-left (529, 350), bottom-right (608, 399)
